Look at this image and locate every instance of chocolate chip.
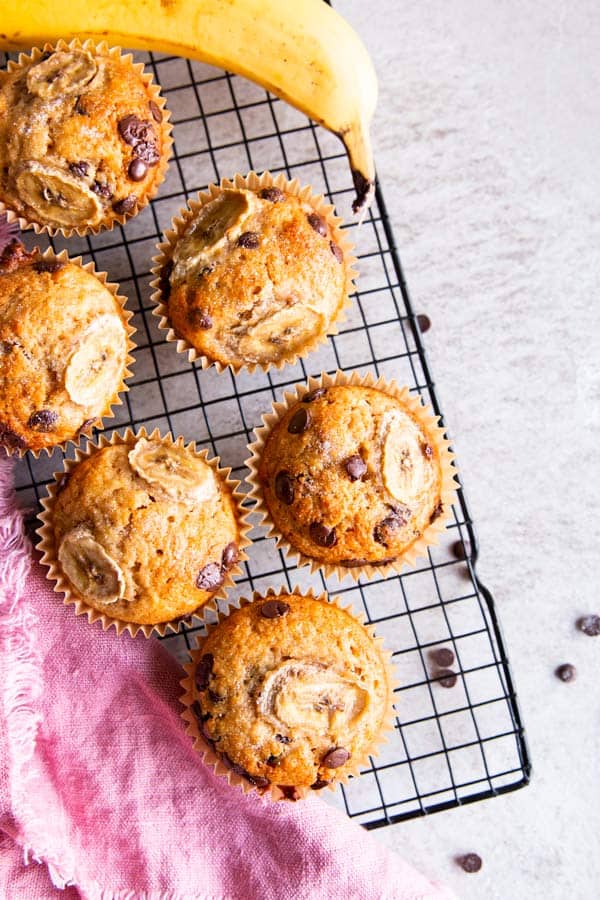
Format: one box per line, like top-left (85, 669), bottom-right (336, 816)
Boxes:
top-left (556, 663), bottom-right (577, 682)
top-left (33, 259), bottom-right (64, 274)
top-left (128, 158), bottom-right (148, 182)
top-left (430, 501), bottom-right (444, 523)
top-left (187, 308), bottom-right (213, 330)
top-left (0, 422), bottom-right (27, 452)
top-left (344, 454), bottom-right (367, 482)
top-left (322, 747), bottom-right (350, 768)
top-left (451, 539), bottom-right (470, 560)
top-left (340, 557), bottom-right (396, 568)
top-left (310, 779), bottom-right (331, 790)
top-left (309, 522), bottom-right (337, 548)
top-left (330, 241), bottom-right (343, 263)
top-left (208, 689), bottom-right (225, 703)
top-left (149, 100), bottom-right (163, 123)
top-left (221, 542), bottom-right (239, 570)
top-left (68, 160), bottom-right (89, 178)
top-left (159, 259), bottom-right (173, 301)
top-left (287, 407), bottom-right (311, 434)
top-left (373, 505), bottom-right (411, 546)
top-left (133, 140), bottom-right (160, 166)
top-left (431, 647), bottom-right (455, 667)
top-left (278, 785), bottom-right (301, 801)
top-left (118, 115), bottom-right (155, 147)
top-left (436, 669), bottom-right (457, 688)
top-left (422, 443), bottom-right (433, 458)
top-left (275, 734), bottom-right (291, 744)
top-left (91, 181), bottom-right (113, 199)
top-left (266, 755), bottom-right (281, 767)
top-left (417, 313), bottom-right (431, 333)
top-left (260, 187), bottom-right (285, 202)
top-left (196, 562), bottom-right (224, 591)
top-left (260, 599), bottom-right (290, 619)
top-left (195, 653), bottom-right (214, 691)
top-left (27, 409), bottom-right (58, 432)
top-left (245, 773), bottom-right (270, 789)
top-left (577, 614), bottom-right (600, 636)
top-left (275, 470), bottom-right (295, 505)
top-left (237, 231), bottom-right (260, 249)
top-left (307, 212), bottom-right (327, 236)
top-left (456, 854), bottom-right (482, 874)
top-left (113, 195), bottom-right (137, 216)
top-left (302, 388), bottom-right (327, 403)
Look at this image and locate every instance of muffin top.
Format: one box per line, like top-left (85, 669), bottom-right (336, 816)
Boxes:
top-left (161, 185), bottom-right (347, 369)
top-left (50, 437), bottom-right (243, 625)
top-left (190, 593), bottom-right (391, 794)
top-left (257, 384), bottom-right (444, 568)
top-left (0, 240), bottom-right (129, 453)
top-left (0, 44), bottom-right (168, 231)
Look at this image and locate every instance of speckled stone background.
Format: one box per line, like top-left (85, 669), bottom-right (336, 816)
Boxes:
top-left (338, 0), bottom-right (600, 897)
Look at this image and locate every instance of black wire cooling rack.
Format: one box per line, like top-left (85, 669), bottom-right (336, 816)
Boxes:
top-left (5, 45), bottom-right (531, 830)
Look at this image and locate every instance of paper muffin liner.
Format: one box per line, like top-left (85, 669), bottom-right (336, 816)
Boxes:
top-left (36, 427), bottom-right (252, 639)
top-left (0, 39), bottom-right (172, 237)
top-left (1, 244), bottom-right (135, 459)
top-left (150, 170), bottom-right (357, 375)
top-left (245, 370), bottom-right (459, 583)
top-left (179, 586), bottom-right (397, 802)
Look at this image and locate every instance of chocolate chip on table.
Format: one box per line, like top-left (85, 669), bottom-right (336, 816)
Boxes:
top-left (429, 501), bottom-right (444, 523)
top-left (436, 669), bottom-right (457, 688)
top-left (555, 663), bottom-right (577, 682)
top-left (187, 308), bottom-right (213, 330)
top-left (237, 231), bottom-right (260, 249)
top-left (344, 454), bottom-right (367, 482)
top-left (196, 562), bottom-right (224, 591)
top-left (0, 422), bottom-right (27, 452)
top-left (307, 212), bottom-right (327, 236)
top-left (221, 542), bottom-right (239, 570)
top-left (329, 240), bottom-right (343, 263)
top-left (431, 647), bottom-right (455, 668)
top-left (33, 259), bottom-right (65, 274)
top-left (451, 539), bottom-right (470, 560)
top-left (310, 779), bottom-right (331, 790)
top-left (309, 522), bottom-right (337, 548)
top-left (260, 599), bottom-right (290, 619)
top-left (274, 470), bottom-right (295, 505)
top-left (322, 747), bottom-right (350, 768)
top-left (417, 313), bottom-right (431, 333)
top-left (149, 100), bottom-right (163, 123)
top-left (195, 653), bottom-right (214, 691)
top-left (68, 160), bottom-right (89, 178)
top-left (260, 186), bottom-right (285, 203)
top-left (91, 181), bottom-right (113, 199)
top-left (287, 407), bottom-right (311, 434)
top-left (113, 195), bottom-right (137, 216)
top-left (275, 734), bottom-right (291, 744)
top-left (128, 158), bottom-right (148, 182)
top-left (456, 853), bottom-right (482, 874)
top-left (27, 409), bottom-right (58, 432)
top-left (302, 387), bottom-right (327, 403)
top-left (577, 614), bottom-right (600, 636)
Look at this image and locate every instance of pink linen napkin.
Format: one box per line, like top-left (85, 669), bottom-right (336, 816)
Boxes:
top-left (0, 457), bottom-right (455, 900)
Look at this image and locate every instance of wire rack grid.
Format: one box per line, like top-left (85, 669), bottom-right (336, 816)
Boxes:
top-left (4, 45), bottom-right (531, 829)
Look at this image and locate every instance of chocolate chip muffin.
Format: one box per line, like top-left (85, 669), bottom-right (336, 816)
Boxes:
top-left (39, 432), bottom-right (248, 633)
top-left (153, 173), bottom-right (354, 371)
top-left (0, 239), bottom-right (132, 454)
top-left (248, 376), bottom-right (456, 576)
top-left (183, 591), bottom-right (392, 798)
top-left (0, 41), bottom-right (170, 233)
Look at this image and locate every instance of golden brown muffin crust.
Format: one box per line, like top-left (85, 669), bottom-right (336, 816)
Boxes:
top-left (258, 385), bottom-right (443, 567)
top-left (192, 593), bottom-right (391, 791)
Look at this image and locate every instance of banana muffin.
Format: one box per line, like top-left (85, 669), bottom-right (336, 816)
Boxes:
top-left (184, 591), bottom-right (392, 797)
top-left (0, 41), bottom-right (170, 233)
top-left (154, 177), bottom-right (352, 370)
top-left (252, 382), bottom-right (452, 571)
top-left (0, 239), bottom-right (132, 454)
top-left (41, 433), bottom-right (247, 629)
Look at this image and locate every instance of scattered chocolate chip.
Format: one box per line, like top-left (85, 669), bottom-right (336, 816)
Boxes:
top-left (287, 407), bottom-right (311, 434)
top-left (91, 181), bottom-right (113, 199)
top-left (260, 599), bottom-right (290, 619)
top-left (149, 100), bottom-right (163, 123)
top-left (456, 853), bottom-right (482, 874)
top-left (0, 422), bottom-right (27, 452)
top-left (451, 539), bottom-right (470, 560)
top-left (196, 562), bottom-right (223, 591)
top-left (307, 212), bottom-right (327, 236)
top-left (0, 240), bottom-right (35, 272)
top-left (309, 522), bottom-right (337, 548)
top-left (302, 387), bottom-right (327, 403)
top-left (208, 689), bottom-right (225, 703)
top-left (33, 259), bottom-right (65, 274)
top-left (417, 313), bottom-right (431, 333)
top-left (195, 653), bottom-right (214, 691)
top-left (431, 647), bottom-right (455, 667)
top-left (422, 443), bottom-right (433, 458)
top-left (128, 158), bottom-right (148, 181)
top-left (274, 470), bottom-right (295, 505)
top-left (330, 240), bottom-right (343, 263)
top-left (187, 308), bottom-right (213, 330)
top-left (373, 505), bottom-right (411, 546)
top-left (556, 663), bottom-right (576, 682)
top-left (221, 542), bottom-right (239, 570)
top-left (430, 501), bottom-right (444, 523)
top-left (118, 115), bottom-right (155, 147)
top-left (113, 195), bottom-right (137, 216)
top-left (68, 160), bottom-right (89, 178)
top-left (340, 557), bottom-right (396, 568)
top-left (436, 669), bottom-right (457, 688)
top-left (132, 140), bottom-right (160, 166)
top-left (266, 755), bottom-right (281, 767)
top-left (344, 454), bottom-right (367, 482)
top-left (278, 785), bottom-right (301, 801)
top-left (237, 231), bottom-right (260, 249)
top-left (275, 734), bottom-right (291, 744)
top-left (310, 779), bottom-right (331, 790)
top-left (322, 747), bottom-right (350, 768)
top-left (577, 614), bottom-right (600, 636)
top-left (27, 409), bottom-right (58, 432)
top-left (260, 186), bottom-right (285, 203)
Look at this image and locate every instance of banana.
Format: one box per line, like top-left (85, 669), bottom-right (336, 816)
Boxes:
top-left (58, 527), bottom-right (125, 603)
top-left (0, 0), bottom-right (377, 212)
top-left (26, 47), bottom-right (98, 99)
top-left (381, 413), bottom-right (436, 505)
top-left (128, 437), bottom-right (218, 503)
top-left (64, 313), bottom-right (127, 407)
top-left (15, 161), bottom-right (103, 227)
top-left (237, 303), bottom-right (324, 362)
